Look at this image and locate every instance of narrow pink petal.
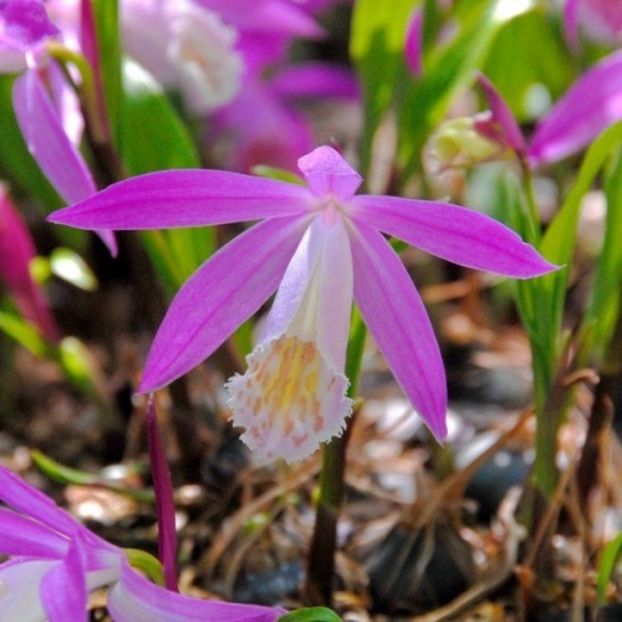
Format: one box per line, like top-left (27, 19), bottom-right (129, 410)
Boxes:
top-left (351, 195), bottom-right (556, 278)
top-left (0, 187), bottom-right (59, 341)
top-left (48, 170), bottom-right (313, 230)
top-left (349, 222), bottom-right (447, 440)
top-left (108, 561), bottom-right (285, 622)
top-left (0, 465), bottom-right (82, 538)
top-left (563, 0), bottom-right (581, 49)
top-left (0, 508), bottom-right (69, 558)
top-left (146, 396), bottom-right (178, 592)
top-left (41, 536), bottom-right (88, 622)
top-left (476, 73), bottom-right (526, 153)
top-left (270, 62), bottom-right (359, 100)
top-left (528, 50), bottom-right (622, 167)
top-left (297, 145), bottom-right (362, 200)
top-left (405, 8), bottom-right (423, 77)
top-left (140, 216), bottom-right (310, 392)
top-left (12, 69), bottom-right (117, 255)
top-left (0, 559), bottom-right (57, 621)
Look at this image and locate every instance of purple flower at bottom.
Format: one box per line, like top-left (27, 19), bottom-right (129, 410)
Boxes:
top-left (0, 464), bottom-right (285, 621)
top-left (49, 146), bottom-right (554, 462)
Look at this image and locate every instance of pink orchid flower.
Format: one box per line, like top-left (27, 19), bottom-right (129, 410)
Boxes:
top-left (564, 0), bottom-right (622, 48)
top-left (0, 464), bottom-right (285, 621)
top-left (48, 146), bottom-right (554, 462)
top-left (477, 51), bottom-right (622, 167)
top-left (0, 185), bottom-right (59, 341)
top-left (405, 7), bottom-right (424, 78)
top-left (0, 0), bottom-right (117, 254)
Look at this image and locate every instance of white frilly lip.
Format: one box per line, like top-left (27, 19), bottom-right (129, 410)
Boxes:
top-left (226, 214), bottom-right (354, 463)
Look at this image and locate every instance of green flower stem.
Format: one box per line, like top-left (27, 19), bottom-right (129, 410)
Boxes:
top-left (304, 313), bottom-right (367, 606)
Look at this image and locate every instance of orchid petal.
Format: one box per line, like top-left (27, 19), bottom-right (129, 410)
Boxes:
top-left (40, 536), bottom-right (88, 622)
top-left (563, 0), bottom-right (581, 49)
top-left (140, 216), bottom-right (310, 392)
top-left (228, 216), bottom-right (354, 463)
top-left (297, 145), bottom-right (362, 200)
top-left (0, 508), bottom-right (69, 559)
top-left (0, 465), bottom-right (82, 538)
top-left (528, 50), bottom-right (622, 167)
top-left (48, 170), bottom-right (313, 230)
top-left (405, 8), bottom-right (423, 77)
top-left (196, 0), bottom-right (323, 38)
top-left (108, 561), bottom-right (285, 622)
top-left (0, 558), bottom-right (56, 622)
top-left (349, 222), bottom-right (448, 440)
top-left (477, 73), bottom-right (526, 153)
top-left (351, 195), bottom-right (556, 278)
top-left (270, 62), bottom-right (359, 100)
top-left (12, 69), bottom-right (117, 255)
top-left (146, 398), bottom-right (178, 592)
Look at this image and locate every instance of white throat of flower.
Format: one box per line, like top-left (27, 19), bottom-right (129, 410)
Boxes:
top-left (226, 216), bottom-right (354, 463)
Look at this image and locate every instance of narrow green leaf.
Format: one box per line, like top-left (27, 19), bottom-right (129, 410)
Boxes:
top-left (598, 533), bottom-right (622, 604)
top-left (125, 548), bottom-right (166, 586)
top-left (92, 0), bottom-right (122, 142)
top-left (350, 0), bottom-right (418, 174)
top-left (0, 311), bottom-right (49, 357)
top-left (578, 148), bottom-right (622, 365)
top-left (120, 60), bottom-right (214, 292)
top-left (31, 449), bottom-right (98, 485)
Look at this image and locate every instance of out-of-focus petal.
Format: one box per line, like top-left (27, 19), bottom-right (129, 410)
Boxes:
top-left (140, 216), bottom-right (310, 392)
top-left (0, 558), bottom-right (57, 622)
top-left (270, 62), bottom-right (359, 100)
top-left (405, 7), bottom-right (423, 77)
top-left (197, 0), bottom-right (323, 38)
top-left (350, 195), bottom-right (557, 278)
top-left (528, 50), bottom-right (622, 166)
top-left (563, 0), bottom-right (581, 49)
top-left (108, 561), bottom-right (285, 622)
top-left (0, 0), bottom-right (58, 51)
top-left (0, 187), bottom-right (59, 341)
top-left (349, 222), bottom-right (447, 440)
top-left (0, 508), bottom-right (69, 558)
top-left (146, 398), bottom-right (178, 592)
top-left (40, 536), bottom-right (88, 622)
top-left (212, 75), bottom-right (315, 173)
top-left (297, 145), bottom-right (362, 200)
top-left (476, 73), bottom-right (526, 154)
top-left (12, 69), bottom-right (117, 255)
top-left (48, 169), bottom-right (313, 230)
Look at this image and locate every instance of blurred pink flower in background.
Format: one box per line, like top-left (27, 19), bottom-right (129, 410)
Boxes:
top-left (564, 0), bottom-right (622, 47)
top-left (0, 185), bottom-right (59, 341)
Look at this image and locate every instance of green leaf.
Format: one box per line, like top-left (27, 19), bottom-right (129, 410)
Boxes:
top-left (598, 533), bottom-right (622, 604)
top-left (483, 8), bottom-right (574, 121)
top-left (278, 607), bottom-right (342, 622)
top-left (350, 0), bottom-right (419, 174)
top-left (397, 0), bottom-right (501, 179)
top-left (540, 121), bottom-right (622, 353)
top-left (0, 311), bottom-right (49, 357)
top-left (92, 0), bottom-right (122, 143)
top-left (579, 148), bottom-right (622, 365)
top-left (125, 548), bottom-right (166, 586)
top-left (251, 165), bottom-right (305, 185)
top-left (31, 449), bottom-right (98, 485)
top-left (120, 60), bottom-right (215, 292)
